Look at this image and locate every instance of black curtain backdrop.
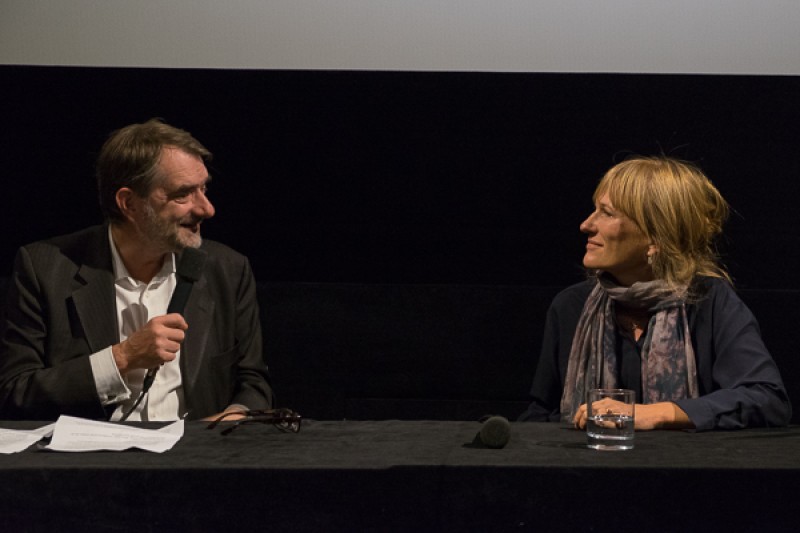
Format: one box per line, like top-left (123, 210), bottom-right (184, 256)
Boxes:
top-left (2, 66), bottom-right (799, 289)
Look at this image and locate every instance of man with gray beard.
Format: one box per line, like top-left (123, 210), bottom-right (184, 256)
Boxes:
top-left (0, 119), bottom-right (273, 421)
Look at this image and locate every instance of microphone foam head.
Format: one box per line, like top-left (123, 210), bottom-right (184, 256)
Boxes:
top-left (479, 416), bottom-right (511, 449)
top-left (177, 247), bottom-right (208, 282)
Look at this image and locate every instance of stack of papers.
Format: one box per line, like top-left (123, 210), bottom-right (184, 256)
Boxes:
top-left (0, 415), bottom-right (184, 454)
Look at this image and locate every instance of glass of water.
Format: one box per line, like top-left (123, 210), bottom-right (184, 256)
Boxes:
top-left (586, 388), bottom-right (635, 451)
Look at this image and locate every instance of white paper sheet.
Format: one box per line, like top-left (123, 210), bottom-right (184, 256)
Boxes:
top-left (0, 423), bottom-right (56, 454)
top-left (43, 415), bottom-right (184, 453)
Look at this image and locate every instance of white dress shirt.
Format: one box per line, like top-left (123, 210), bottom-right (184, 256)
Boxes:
top-left (88, 228), bottom-right (186, 421)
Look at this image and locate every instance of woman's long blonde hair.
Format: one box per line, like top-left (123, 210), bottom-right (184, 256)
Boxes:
top-left (594, 156), bottom-right (730, 288)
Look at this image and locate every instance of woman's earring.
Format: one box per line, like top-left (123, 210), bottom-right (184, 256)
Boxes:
top-left (647, 254), bottom-right (653, 265)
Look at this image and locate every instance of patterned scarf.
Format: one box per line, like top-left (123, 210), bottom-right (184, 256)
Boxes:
top-left (560, 273), bottom-right (698, 422)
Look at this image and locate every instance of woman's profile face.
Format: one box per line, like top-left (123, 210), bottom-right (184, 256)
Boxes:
top-left (580, 193), bottom-right (653, 286)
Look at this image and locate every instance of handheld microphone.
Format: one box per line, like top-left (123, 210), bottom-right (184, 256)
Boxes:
top-left (119, 248), bottom-right (207, 421)
top-left (142, 247), bottom-right (208, 392)
top-left (476, 415), bottom-right (511, 449)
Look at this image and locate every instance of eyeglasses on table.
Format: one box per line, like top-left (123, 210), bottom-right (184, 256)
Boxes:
top-left (206, 408), bottom-right (302, 436)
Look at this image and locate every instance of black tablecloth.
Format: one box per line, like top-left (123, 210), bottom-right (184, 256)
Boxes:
top-left (2, 420), bottom-right (799, 532)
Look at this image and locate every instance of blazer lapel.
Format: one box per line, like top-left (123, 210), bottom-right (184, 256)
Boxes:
top-left (71, 245), bottom-right (118, 352)
top-left (180, 276), bottom-right (214, 395)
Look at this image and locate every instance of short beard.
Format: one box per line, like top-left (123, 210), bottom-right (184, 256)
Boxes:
top-left (143, 202), bottom-right (202, 252)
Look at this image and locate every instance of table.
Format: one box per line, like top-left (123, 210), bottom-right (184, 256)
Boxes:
top-left (2, 420), bottom-right (799, 532)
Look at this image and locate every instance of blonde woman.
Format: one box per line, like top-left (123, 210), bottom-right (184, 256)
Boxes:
top-left (520, 156), bottom-right (791, 430)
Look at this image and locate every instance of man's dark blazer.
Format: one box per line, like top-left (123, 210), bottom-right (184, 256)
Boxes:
top-left (0, 224), bottom-right (273, 420)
